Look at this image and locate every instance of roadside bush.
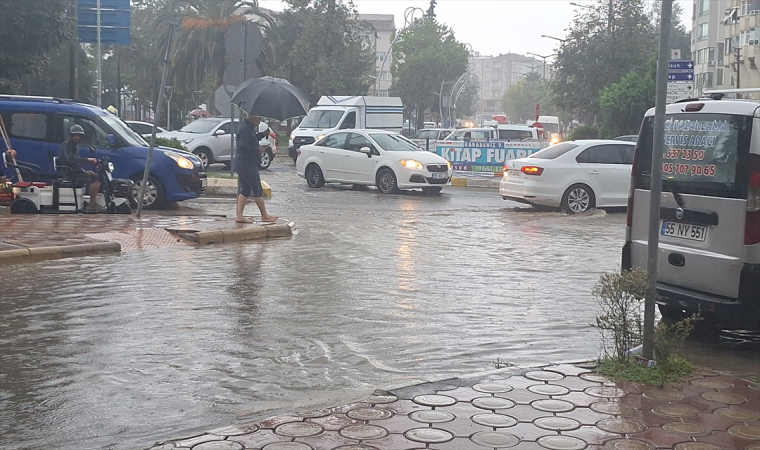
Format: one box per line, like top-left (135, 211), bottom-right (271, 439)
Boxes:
top-left (568, 125), bottom-right (599, 140)
top-left (155, 137), bottom-right (186, 151)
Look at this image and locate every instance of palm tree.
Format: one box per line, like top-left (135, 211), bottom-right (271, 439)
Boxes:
top-left (157, 0), bottom-right (274, 104)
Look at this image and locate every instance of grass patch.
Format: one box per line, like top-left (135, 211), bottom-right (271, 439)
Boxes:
top-left (207, 172), bottom-right (237, 179)
top-left (596, 356), bottom-right (694, 386)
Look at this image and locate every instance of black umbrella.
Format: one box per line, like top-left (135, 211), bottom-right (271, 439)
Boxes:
top-left (230, 77), bottom-right (309, 121)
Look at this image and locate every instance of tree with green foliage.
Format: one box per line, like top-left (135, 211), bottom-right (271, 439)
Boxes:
top-left (501, 73), bottom-right (558, 125)
top-left (272, 0), bottom-right (375, 105)
top-left (391, 18), bottom-right (468, 129)
top-left (426, 0), bottom-right (437, 19)
top-left (0, 0), bottom-right (72, 91)
top-left (598, 70), bottom-right (655, 138)
top-left (4, 44), bottom-right (93, 102)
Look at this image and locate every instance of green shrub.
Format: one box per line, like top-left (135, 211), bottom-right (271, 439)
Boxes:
top-left (154, 137), bottom-right (186, 151)
top-left (568, 125), bottom-right (599, 140)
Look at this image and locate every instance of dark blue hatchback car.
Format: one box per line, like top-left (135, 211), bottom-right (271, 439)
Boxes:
top-left (0, 95), bottom-right (206, 208)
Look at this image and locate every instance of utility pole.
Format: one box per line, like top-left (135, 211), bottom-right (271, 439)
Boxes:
top-left (736, 47), bottom-right (742, 89)
top-left (96, 0), bottom-right (102, 107)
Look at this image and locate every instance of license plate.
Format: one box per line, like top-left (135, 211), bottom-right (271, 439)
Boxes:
top-left (660, 221), bottom-right (707, 242)
top-left (201, 178), bottom-right (207, 188)
top-left (432, 172), bottom-right (448, 179)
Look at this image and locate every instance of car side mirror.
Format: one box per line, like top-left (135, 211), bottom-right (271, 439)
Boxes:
top-left (359, 146), bottom-right (372, 154)
top-left (214, 129), bottom-right (226, 136)
top-left (106, 134), bottom-right (117, 147)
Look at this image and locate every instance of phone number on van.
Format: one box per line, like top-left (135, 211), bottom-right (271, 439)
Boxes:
top-left (662, 163), bottom-right (717, 176)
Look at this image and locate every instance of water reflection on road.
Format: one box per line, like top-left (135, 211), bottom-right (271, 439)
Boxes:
top-left (0, 168), bottom-right (668, 449)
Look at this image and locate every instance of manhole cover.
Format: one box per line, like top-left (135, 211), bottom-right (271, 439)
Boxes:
top-left (409, 410), bottom-right (455, 423)
top-left (471, 413), bottom-right (517, 428)
top-left (580, 373), bottom-right (610, 383)
top-left (274, 422), bottom-right (323, 437)
top-left (339, 424), bottom-right (388, 440)
top-left (412, 394), bottom-right (456, 407)
top-left (662, 421), bottom-right (711, 437)
top-left (470, 431), bottom-right (520, 448)
top-left (536, 435), bottom-right (587, 450)
top-left (596, 418), bottom-right (647, 434)
top-left (604, 439), bottom-right (655, 450)
top-left (590, 401), bottom-right (637, 415)
top-left (531, 399), bottom-right (575, 413)
top-left (525, 370), bottom-right (565, 381)
top-left (404, 428), bottom-right (453, 444)
top-left (534, 416), bottom-right (581, 431)
top-left (700, 392), bottom-right (746, 405)
top-left (473, 383), bottom-right (514, 393)
top-left (528, 384), bottom-right (570, 396)
top-left (346, 408), bottom-right (393, 421)
top-left (651, 404), bottom-right (700, 418)
top-left (472, 396), bottom-right (515, 410)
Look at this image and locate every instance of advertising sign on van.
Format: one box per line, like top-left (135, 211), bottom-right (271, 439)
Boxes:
top-left (662, 116), bottom-right (738, 184)
top-left (435, 141), bottom-right (543, 175)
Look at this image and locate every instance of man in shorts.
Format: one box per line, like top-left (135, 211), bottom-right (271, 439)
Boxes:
top-left (58, 125), bottom-right (102, 211)
top-left (234, 115), bottom-right (278, 224)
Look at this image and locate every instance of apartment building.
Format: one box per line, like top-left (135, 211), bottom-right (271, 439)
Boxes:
top-left (359, 14), bottom-right (396, 97)
top-left (692, 0), bottom-right (760, 97)
top-left (469, 52), bottom-right (543, 116)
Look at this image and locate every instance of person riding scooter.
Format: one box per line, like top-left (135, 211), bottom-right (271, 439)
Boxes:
top-left (58, 125), bottom-right (102, 211)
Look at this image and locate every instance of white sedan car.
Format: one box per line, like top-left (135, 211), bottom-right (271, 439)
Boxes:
top-left (499, 140), bottom-right (635, 213)
top-left (296, 130), bottom-right (453, 194)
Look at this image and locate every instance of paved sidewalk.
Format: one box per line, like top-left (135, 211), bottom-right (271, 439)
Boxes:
top-left (150, 364), bottom-right (760, 450)
top-left (0, 212), bottom-right (294, 264)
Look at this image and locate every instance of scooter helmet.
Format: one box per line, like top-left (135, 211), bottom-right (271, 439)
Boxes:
top-left (69, 125), bottom-right (85, 136)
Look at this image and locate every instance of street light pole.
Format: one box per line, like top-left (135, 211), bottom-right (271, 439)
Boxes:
top-left (527, 52), bottom-right (551, 80)
top-left (375, 6), bottom-right (425, 97)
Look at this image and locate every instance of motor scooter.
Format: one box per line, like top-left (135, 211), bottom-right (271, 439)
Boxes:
top-left (2, 150), bottom-right (133, 214)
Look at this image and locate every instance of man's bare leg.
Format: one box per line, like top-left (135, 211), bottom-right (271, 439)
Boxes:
top-left (252, 197), bottom-right (278, 222)
top-left (88, 182), bottom-right (101, 209)
top-left (235, 194), bottom-right (253, 223)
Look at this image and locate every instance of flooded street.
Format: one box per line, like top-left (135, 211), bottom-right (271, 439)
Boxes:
top-left (1, 164), bottom-right (754, 449)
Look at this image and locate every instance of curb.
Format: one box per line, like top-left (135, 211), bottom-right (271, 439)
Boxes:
top-left (450, 176), bottom-right (501, 188)
top-left (205, 178), bottom-right (271, 197)
top-left (186, 221), bottom-right (295, 245)
top-left (0, 241), bottom-right (121, 265)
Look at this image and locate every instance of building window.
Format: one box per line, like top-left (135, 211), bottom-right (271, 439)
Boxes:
top-left (699, 0), bottom-right (709, 15)
top-left (741, 0), bottom-right (760, 15)
top-left (485, 72), bottom-right (490, 78)
top-left (376, 52), bottom-right (385, 61)
top-left (725, 38), bottom-right (732, 54)
top-left (741, 30), bottom-right (750, 45)
top-left (698, 23), bottom-right (709, 41)
top-left (379, 90), bottom-right (388, 97)
top-left (705, 72), bottom-right (714, 88)
top-left (717, 69), bottom-right (724, 85)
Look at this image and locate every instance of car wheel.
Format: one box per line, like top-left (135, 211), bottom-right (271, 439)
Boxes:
top-left (193, 147), bottom-right (212, 170)
top-left (130, 174), bottom-right (165, 209)
top-left (259, 148), bottom-right (273, 170)
top-left (10, 198), bottom-right (38, 214)
top-left (305, 163), bottom-right (325, 188)
top-left (376, 168), bottom-right (398, 194)
top-left (422, 186), bottom-right (443, 195)
top-left (561, 184), bottom-right (595, 214)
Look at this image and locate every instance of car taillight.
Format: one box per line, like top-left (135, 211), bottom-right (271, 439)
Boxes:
top-left (521, 166), bottom-right (543, 175)
top-left (745, 154), bottom-right (760, 245)
top-left (297, 149), bottom-right (302, 156)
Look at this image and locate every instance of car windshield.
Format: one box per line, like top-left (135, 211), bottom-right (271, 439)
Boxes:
top-left (179, 119), bottom-right (224, 134)
top-left (370, 133), bottom-right (421, 152)
top-left (102, 115), bottom-right (149, 147)
top-left (529, 142), bottom-right (579, 159)
top-left (541, 123), bottom-right (560, 134)
top-left (300, 109), bottom-right (344, 128)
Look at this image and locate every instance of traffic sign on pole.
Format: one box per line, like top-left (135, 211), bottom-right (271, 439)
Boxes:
top-left (667, 72), bottom-right (694, 81)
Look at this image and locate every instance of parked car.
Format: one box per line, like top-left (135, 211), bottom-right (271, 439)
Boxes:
top-left (444, 127), bottom-right (497, 141)
top-left (0, 95), bottom-right (205, 209)
top-left (623, 98), bottom-right (760, 331)
top-left (614, 135), bottom-right (638, 142)
top-left (411, 128), bottom-right (453, 151)
top-left (499, 140), bottom-right (635, 213)
top-left (158, 117), bottom-right (275, 170)
top-left (296, 130), bottom-right (452, 194)
top-left (125, 120), bottom-right (167, 138)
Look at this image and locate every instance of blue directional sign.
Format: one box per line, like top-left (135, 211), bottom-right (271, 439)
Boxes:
top-left (668, 60), bottom-right (695, 70)
top-left (667, 72), bottom-right (694, 81)
top-left (77, 0), bottom-right (130, 45)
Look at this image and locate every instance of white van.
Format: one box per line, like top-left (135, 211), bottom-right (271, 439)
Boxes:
top-left (288, 96), bottom-right (403, 161)
top-left (622, 97), bottom-right (760, 331)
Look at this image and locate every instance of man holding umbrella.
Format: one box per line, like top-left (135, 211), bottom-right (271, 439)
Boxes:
top-left (234, 115), bottom-right (278, 224)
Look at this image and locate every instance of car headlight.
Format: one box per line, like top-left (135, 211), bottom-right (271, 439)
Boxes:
top-left (550, 136), bottom-right (560, 144)
top-left (446, 160), bottom-right (452, 169)
top-left (400, 159), bottom-right (424, 170)
top-left (182, 138), bottom-right (194, 144)
top-left (290, 132), bottom-right (296, 141)
top-left (165, 151), bottom-right (195, 169)
top-left (107, 161), bottom-right (115, 173)
top-left (317, 135), bottom-right (324, 141)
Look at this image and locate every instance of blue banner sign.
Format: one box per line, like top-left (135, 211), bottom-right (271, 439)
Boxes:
top-left (667, 72), bottom-right (694, 82)
top-left (77, 0), bottom-right (131, 45)
top-left (435, 141), bottom-right (543, 174)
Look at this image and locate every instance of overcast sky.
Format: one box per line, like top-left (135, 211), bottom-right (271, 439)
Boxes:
top-left (258, 0), bottom-right (690, 61)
